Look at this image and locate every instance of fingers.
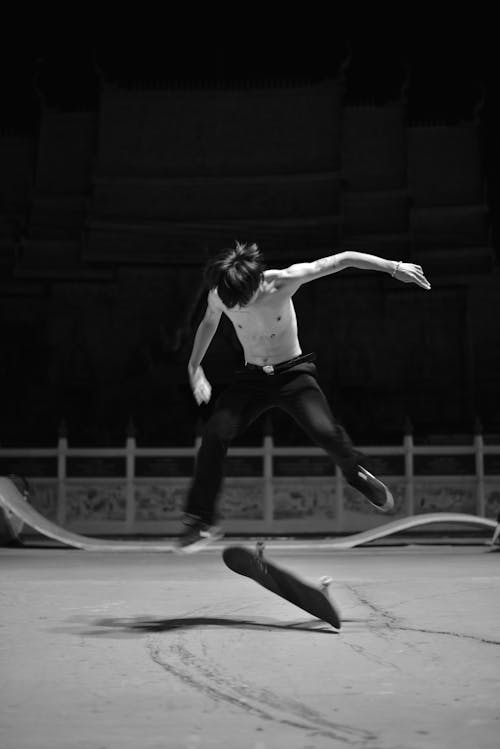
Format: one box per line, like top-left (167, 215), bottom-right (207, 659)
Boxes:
top-left (415, 271), bottom-right (431, 290)
top-left (194, 381), bottom-right (212, 405)
top-left (418, 271), bottom-right (431, 290)
top-left (407, 263), bottom-right (431, 290)
top-left (189, 367), bottom-right (212, 404)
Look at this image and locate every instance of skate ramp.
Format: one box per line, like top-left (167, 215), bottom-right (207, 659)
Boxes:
top-left (322, 512), bottom-right (497, 549)
top-left (0, 475), bottom-right (497, 551)
top-left (0, 476), bottom-right (175, 551)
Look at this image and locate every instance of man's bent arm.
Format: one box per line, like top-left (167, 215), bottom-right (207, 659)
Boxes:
top-left (187, 312), bottom-right (221, 375)
top-left (186, 292), bottom-right (223, 405)
top-left (284, 251), bottom-right (431, 290)
top-left (336, 251), bottom-right (395, 274)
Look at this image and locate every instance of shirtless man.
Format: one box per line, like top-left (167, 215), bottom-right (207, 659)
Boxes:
top-left (178, 242), bottom-right (431, 552)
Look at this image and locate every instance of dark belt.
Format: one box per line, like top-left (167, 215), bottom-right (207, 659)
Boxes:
top-left (244, 352), bottom-right (316, 375)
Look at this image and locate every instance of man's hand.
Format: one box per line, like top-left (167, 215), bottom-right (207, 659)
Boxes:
top-left (189, 366), bottom-right (212, 405)
top-left (394, 262), bottom-right (431, 290)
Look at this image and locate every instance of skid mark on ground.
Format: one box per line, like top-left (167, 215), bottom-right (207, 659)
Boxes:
top-left (147, 635), bottom-right (377, 745)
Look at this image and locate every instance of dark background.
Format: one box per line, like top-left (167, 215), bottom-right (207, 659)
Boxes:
top-left (3, 23), bottom-right (497, 130)
top-left (1, 19), bottom-right (499, 447)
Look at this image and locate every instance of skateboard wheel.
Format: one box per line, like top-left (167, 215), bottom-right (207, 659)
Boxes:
top-left (319, 576), bottom-right (332, 592)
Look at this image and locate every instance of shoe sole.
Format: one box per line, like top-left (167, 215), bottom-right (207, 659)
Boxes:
top-left (175, 533), bottom-right (224, 554)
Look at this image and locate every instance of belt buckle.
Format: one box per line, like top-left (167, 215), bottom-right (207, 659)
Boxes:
top-left (262, 364), bottom-right (275, 375)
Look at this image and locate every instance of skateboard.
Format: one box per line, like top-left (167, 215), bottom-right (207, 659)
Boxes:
top-left (222, 542), bottom-right (341, 629)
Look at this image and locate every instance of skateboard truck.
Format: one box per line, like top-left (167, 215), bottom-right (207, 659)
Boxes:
top-left (319, 576), bottom-right (333, 597)
top-left (256, 540), bottom-right (267, 572)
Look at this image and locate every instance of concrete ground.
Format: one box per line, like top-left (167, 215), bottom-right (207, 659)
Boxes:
top-left (1, 543), bottom-right (499, 749)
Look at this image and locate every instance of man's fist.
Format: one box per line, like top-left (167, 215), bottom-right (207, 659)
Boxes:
top-left (189, 366), bottom-right (212, 405)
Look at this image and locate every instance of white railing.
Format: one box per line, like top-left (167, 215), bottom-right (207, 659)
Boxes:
top-left (1, 420), bottom-right (499, 532)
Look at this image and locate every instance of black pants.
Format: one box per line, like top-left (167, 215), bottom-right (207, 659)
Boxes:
top-left (185, 360), bottom-right (363, 524)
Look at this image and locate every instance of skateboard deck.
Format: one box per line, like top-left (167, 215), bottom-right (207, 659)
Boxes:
top-left (222, 543), bottom-right (341, 629)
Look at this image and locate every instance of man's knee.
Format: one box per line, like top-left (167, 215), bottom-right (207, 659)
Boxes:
top-left (312, 420), bottom-right (346, 448)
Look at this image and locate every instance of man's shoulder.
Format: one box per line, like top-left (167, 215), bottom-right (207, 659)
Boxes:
top-left (263, 268), bottom-right (281, 279)
top-left (263, 268), bottom-right (289, 285)
top-left (207, 288), bottom-right (226, 312)
top-left (263, 267), bottom-right (299, 292)
top-left (208, 287), bottom-right (222, 305)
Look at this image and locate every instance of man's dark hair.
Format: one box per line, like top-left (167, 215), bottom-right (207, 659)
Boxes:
top-left (204, 242), bottom-right (265, 308)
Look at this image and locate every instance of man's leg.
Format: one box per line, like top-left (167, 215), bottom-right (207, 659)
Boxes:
top-left (277, 367), bottom-right (393, 512)
top-left (179, 380), bottom-right (270, 550)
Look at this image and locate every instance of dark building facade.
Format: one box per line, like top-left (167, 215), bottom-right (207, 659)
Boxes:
top-left (0, 68), bottom-right (497, 447)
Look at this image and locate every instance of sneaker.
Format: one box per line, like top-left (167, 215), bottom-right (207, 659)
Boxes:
top-left (348, 466), bottom-right (394, 513)
top-left (176, 516), bottom-right (224, 553)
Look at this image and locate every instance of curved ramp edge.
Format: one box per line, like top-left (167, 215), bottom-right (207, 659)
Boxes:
top-left (326, 513), bottom-right (497, 549)
top-left (0, 477), bottom-right (175, 552)
top-left (1, 476), bottom-right (497, 552)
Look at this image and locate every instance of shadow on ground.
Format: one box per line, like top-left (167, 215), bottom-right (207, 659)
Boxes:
top-left (52, 614), bottom-right (350, 638)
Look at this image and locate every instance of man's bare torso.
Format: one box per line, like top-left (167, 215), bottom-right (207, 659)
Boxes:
top-left (210, 269), bottom-right (302, 366)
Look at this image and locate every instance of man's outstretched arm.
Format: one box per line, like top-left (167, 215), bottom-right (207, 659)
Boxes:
top-left (283, 251), bottom-right (431, 290)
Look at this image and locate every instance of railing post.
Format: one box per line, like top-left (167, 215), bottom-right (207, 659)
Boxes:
top-left (404, 417), bottom-right (414, 516)
top-left (125, 417), bottom-right (136, 531)
top-left (263, 416), bottom-right (274, 530)
top-left (57, 419), bottom-right (67, 526)
top-left (474, 416), bottom-right (485, 517)
top-left (335, 464), bottom-right (344, 533)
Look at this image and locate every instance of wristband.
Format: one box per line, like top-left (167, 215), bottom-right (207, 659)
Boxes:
top-left (391, 260), bottom-right (402, 278)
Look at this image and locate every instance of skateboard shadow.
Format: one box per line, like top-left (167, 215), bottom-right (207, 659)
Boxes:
top-left (62, 615), bottom-right (339, 638)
